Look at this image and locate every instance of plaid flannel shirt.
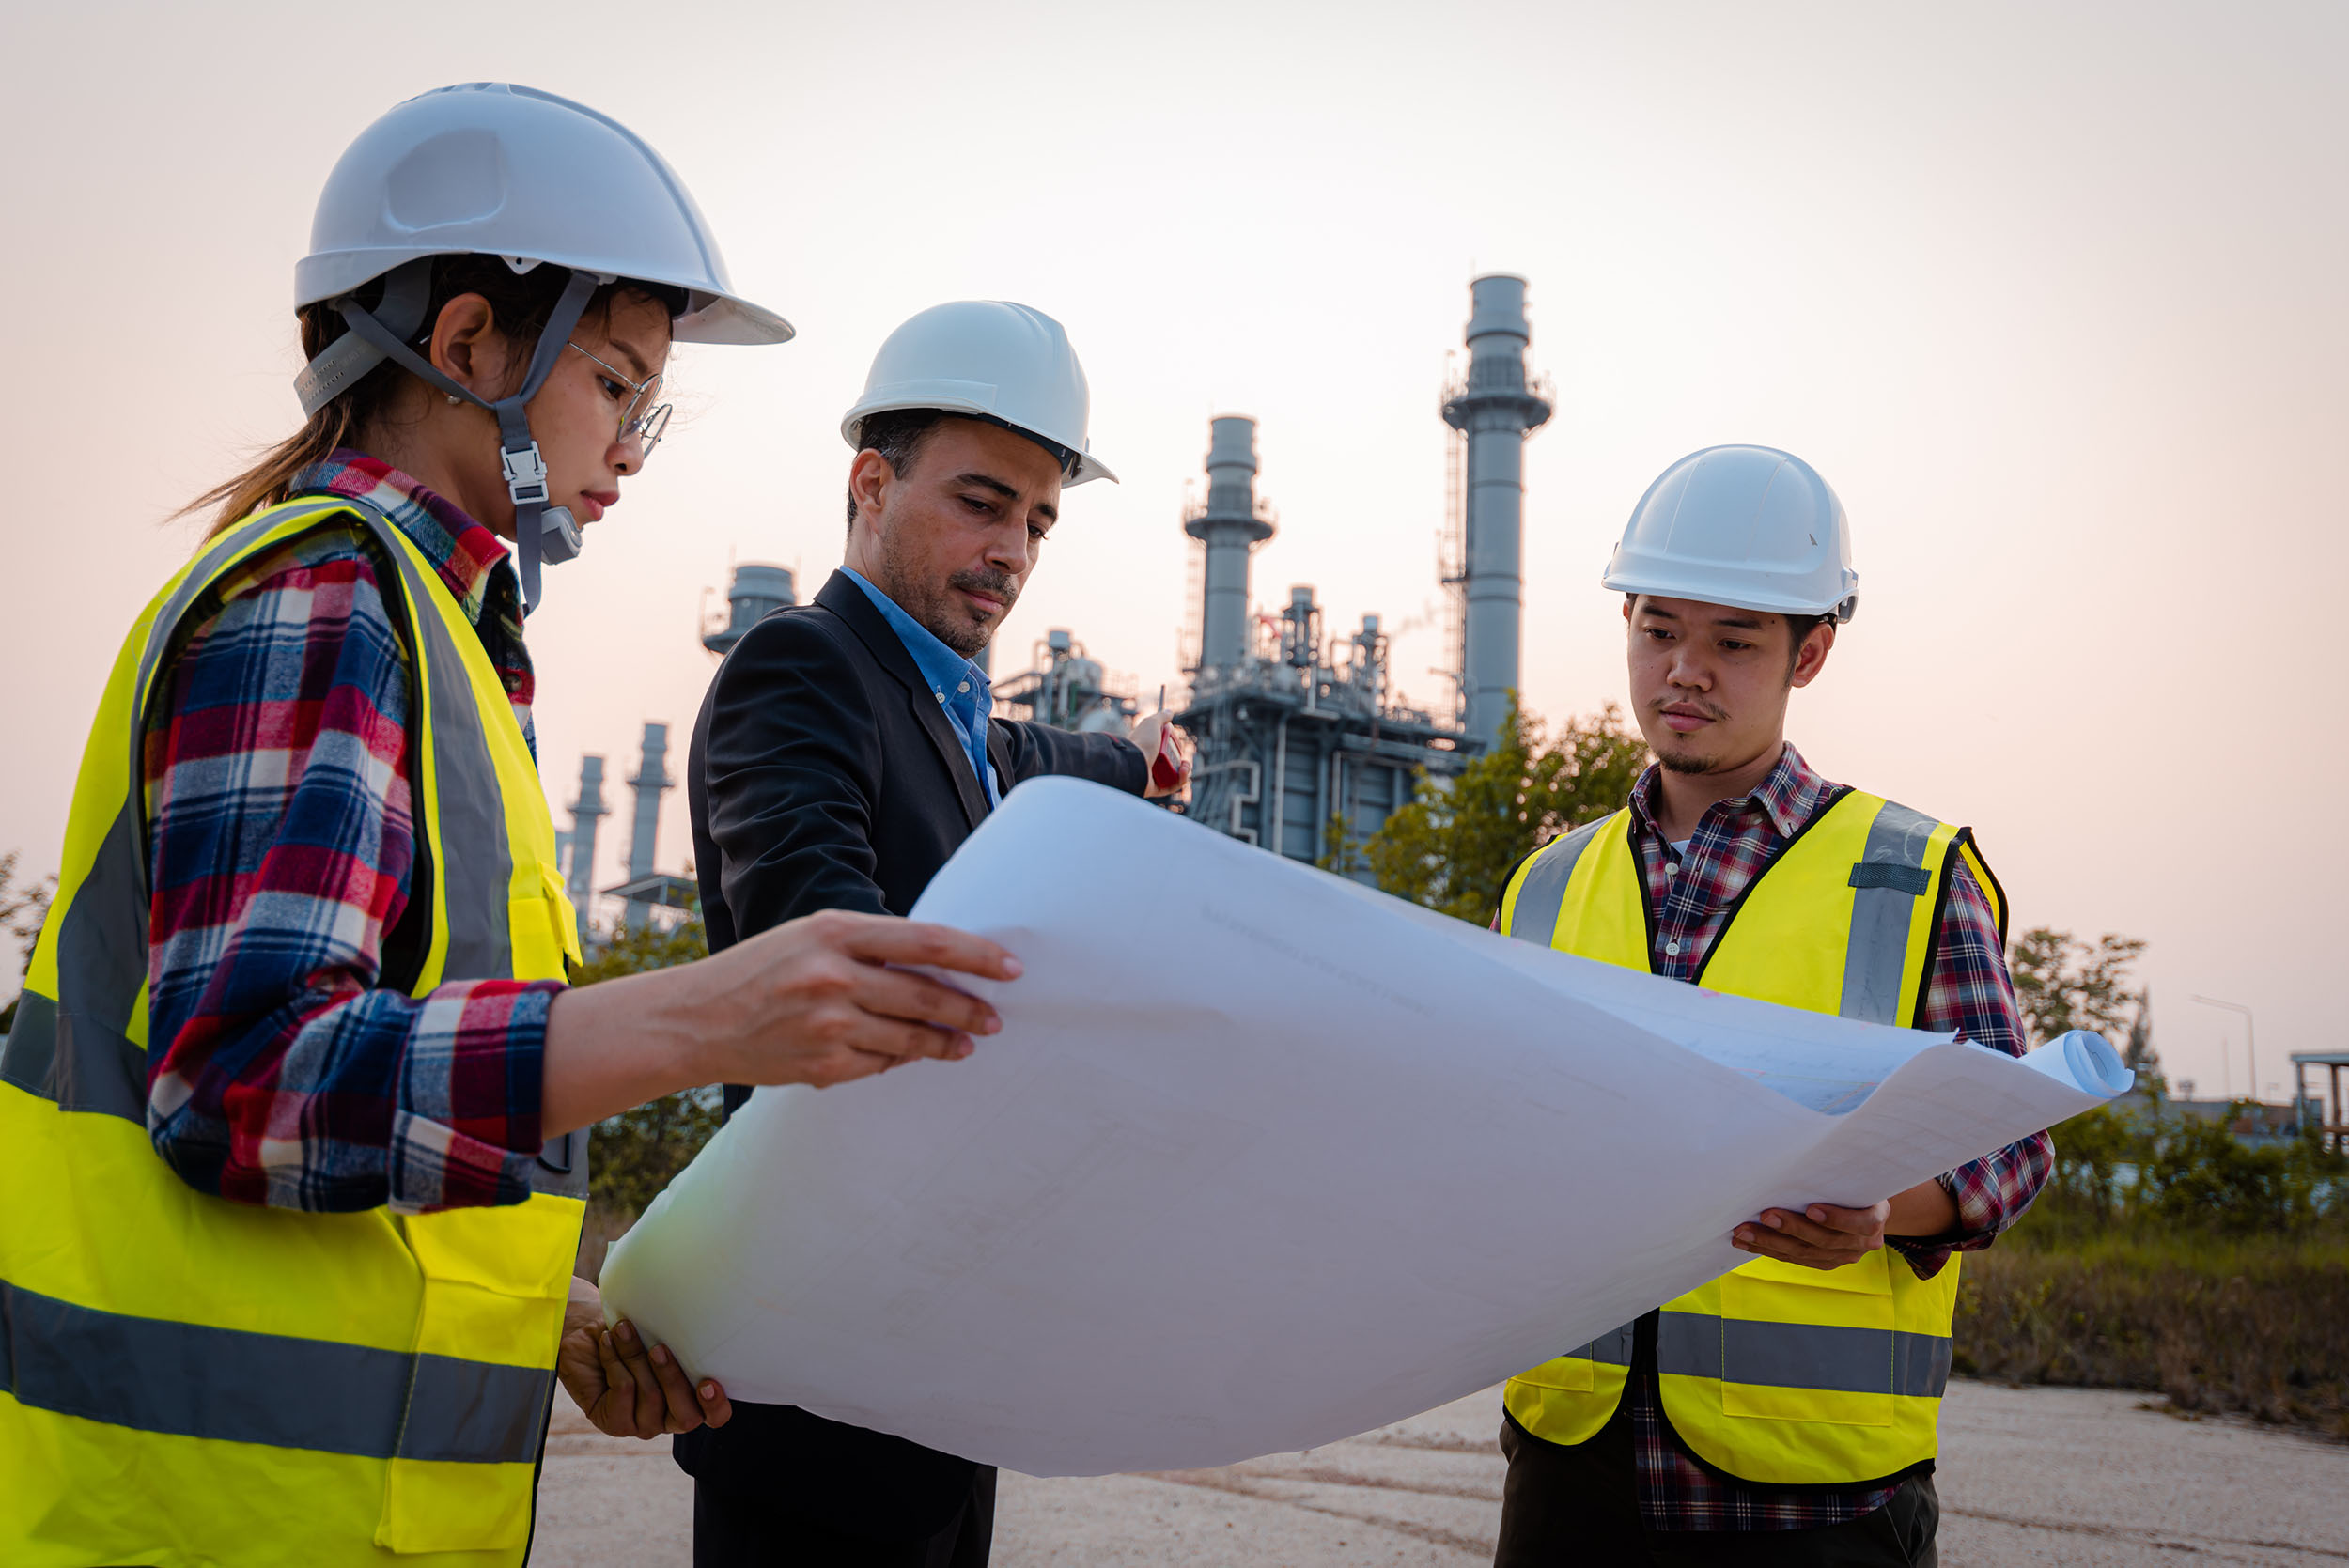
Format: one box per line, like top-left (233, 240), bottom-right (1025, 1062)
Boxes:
top-left (141, 451), bottom-right (561, 1214)
top-left (1542, 744), bottom-right (2049, 1531)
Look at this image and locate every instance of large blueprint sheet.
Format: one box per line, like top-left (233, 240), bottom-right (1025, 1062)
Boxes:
top-left (601, 779), bottom-right (2127, 1477)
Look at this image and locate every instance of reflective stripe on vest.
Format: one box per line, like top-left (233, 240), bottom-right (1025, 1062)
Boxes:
top-left (1, 497), bottom-right (585, 1567)
top-left (1496, 789), bottom-right (1991, 1486)
top-left (1655, 1311), bottom-right (1953, 1400)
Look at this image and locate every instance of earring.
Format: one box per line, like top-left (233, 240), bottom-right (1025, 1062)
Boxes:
top-left (446, 394), bottom-right (461, 406)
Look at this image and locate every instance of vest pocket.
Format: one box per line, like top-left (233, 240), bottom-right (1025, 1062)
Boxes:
top-left (375, 1203), bottom-right (579, 1551)
top-left (509, 863), bottom-right (582, 983)
top-left (1716, 1253), bottom-right (1895, 1427)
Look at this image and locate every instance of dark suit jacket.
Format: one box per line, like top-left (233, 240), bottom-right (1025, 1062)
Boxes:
top-left (674, 570), bottom-right (1146, 1538)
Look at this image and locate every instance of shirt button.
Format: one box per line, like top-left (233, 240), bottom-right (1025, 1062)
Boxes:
top-left (957, 681), bottom-right (970, 694)
top-left (1665, 939), bottom-right (1682, 956)
top-left (1666, 862), bottom-right (1680, 876)
top-left (934, 691), bottom-right (947, 704)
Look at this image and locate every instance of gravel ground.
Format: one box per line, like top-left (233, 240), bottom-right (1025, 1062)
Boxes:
top-left (531, 1380), bottom-right (2348, 1566)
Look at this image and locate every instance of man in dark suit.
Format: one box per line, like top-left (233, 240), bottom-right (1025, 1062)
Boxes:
top-left (679, 302), bottom-right (1187, 1566)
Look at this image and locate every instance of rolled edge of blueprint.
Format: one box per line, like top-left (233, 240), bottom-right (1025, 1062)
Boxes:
top-left (2020, 1029), bottom-right (2135, 1097)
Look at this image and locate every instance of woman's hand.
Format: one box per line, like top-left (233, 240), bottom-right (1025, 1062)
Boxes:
top-left (556, 1276), bottom-right (731, 1438)
top-left (542, 910), bottom-right (1022, 1137)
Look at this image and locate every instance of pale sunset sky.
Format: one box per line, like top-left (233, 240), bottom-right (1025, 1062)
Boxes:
top-left (3, 2), bottom-right (2341, 1108)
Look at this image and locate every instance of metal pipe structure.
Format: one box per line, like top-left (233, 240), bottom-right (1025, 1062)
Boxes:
top-left (1442, 275), bottom-right (1552, 751)
top-left (564, 754), bottom-right (609, 946)
top-left (1186, 416), bottom-right (1276, 675)
top-left (1270, 715), bottom-right (1290, 858)
top-left (624, 722), bottom-right (674, 931)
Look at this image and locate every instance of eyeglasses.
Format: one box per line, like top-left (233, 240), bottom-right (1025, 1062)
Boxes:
top-left (568, 342), bottom-right (674, 458)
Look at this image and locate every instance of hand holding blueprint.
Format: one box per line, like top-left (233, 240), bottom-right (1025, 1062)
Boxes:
top-left (601, 778), bottom-right (2127, 1476)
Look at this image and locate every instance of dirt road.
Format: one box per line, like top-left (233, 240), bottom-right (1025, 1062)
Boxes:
top-left (533, 1379), bottom-right (2347, 1566)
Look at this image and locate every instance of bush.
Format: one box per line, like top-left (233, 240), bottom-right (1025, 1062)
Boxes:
top-left (2029, 1096), bottom-right (2343, 1239)
top-left (1957, 1096), bottom-right (2349, 1436)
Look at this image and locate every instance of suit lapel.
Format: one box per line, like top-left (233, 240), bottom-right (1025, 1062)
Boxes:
top-left (815, 572), bottom-right (988, 830)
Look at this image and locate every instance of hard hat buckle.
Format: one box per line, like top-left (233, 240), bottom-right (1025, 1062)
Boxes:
top-left (502, 442), bottom-right (552, 508)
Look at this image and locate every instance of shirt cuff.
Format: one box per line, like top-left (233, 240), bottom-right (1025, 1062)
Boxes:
top-left (1114, 736), bottom-right (1151, 797)
top-left (1888, 1170), bottom-right (1999, 1280)
top-left (387, 980), bottom-right (561, 1213)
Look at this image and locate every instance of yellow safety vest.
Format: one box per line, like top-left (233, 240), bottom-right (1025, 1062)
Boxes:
top-left (1496, 788), bottom-right (2005, 1488)
top-left (0, 497), bottom-right (587, 1566)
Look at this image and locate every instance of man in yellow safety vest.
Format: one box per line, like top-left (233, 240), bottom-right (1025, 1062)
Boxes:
top-left (1491, 446), bottom-right (2053, 1566)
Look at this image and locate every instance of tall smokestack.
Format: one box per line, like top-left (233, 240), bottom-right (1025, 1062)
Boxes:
top-left (1443, 275), bottom-right (1552, 750)
top-left (565, 754), bottom-right (609, 946)
top-left (1185, 415), bottom-right (1276, 674)
top-left (624, 722), bottom-right (674, 931)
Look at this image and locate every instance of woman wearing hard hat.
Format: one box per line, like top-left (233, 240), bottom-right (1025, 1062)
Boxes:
top-left (0, 84), bottom-right (1016, 1568)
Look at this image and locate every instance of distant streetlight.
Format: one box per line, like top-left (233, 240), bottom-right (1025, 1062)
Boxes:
top-left (2190, 994), bottom-right (2258, 1105)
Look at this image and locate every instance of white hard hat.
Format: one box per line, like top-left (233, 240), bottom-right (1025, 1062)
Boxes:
top-left (842, 302), bottom-right (1116, 485)
top-left (298, 82), bottom-right (791, 345)
top-left (1603, 445), bottom-right (1859, 623)
top-left (291, 84), bottom-right (792, 612)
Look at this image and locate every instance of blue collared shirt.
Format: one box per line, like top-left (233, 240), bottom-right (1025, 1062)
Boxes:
top-left (842, 568), bottom-right (1000, 807)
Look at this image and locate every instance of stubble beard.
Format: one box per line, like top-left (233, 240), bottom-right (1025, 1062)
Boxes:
top-left (877, 532), bottom-right (1018, 660)
top-left (1657, 746), bottom-right (1723, 776)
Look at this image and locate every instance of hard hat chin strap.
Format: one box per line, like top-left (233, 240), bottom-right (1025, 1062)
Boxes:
top-left (305, 259), bottom-right (608, 613)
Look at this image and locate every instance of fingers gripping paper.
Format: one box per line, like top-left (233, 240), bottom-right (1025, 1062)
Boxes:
top-left (600, 779), bottom-right (2126, 1477)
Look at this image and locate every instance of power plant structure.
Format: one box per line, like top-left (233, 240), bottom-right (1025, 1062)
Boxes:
top-left (1170, 274), bottom-right (1550, 877)
top-left (994, 629), bottom-right (1138, 733)
top-left (1443, 274), bottom-right (1555, 750)
top-left (1169, 415), bottom-right (1465, 870)
top-left (560, 563), bottom-right (799, 943)
top-left (556, 755), bottom-right (609, 946)
top-left (703, 563), bottom-right (797, 658)
top-left (596, 721), bottom-right (697, 931)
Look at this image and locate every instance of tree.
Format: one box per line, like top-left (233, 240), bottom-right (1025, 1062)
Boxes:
top-left (1316, 812), bottom-right (1366, 877)
top-left (1363, 696), bottom-right (1649, 924)
top-left (572, 906), bottom-right (708, 985)
top-left (2006, 928), bottom-right (2147, 1045)
top-left (2123, 992), bottom-right (2164, 1094)
top-left (571, 901), bottom-right (723, 1220)
top-left (0, 851), bottom-right (55, 1035)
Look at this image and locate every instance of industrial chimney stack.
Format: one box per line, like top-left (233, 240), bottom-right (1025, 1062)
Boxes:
top-left (1442, 275), bottom-right (1552, 751)
top-left (623, 722), bottom-right (674, 930)
top-left (564, 755), bottom-right (609, 946)
top-left (1185, 415), bottom-right (1276, 675)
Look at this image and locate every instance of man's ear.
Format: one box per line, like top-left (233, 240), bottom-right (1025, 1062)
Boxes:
top-left (1789, 620), bottom-right (1837, 689)
top-left (847, 449), bottom-right (894, 532)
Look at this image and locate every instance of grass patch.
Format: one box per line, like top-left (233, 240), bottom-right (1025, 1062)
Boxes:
top-left (1950, 1096), bottom-right (2349, 1437)
top-left (1954, 1219), bottom-right (2349, 1437)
